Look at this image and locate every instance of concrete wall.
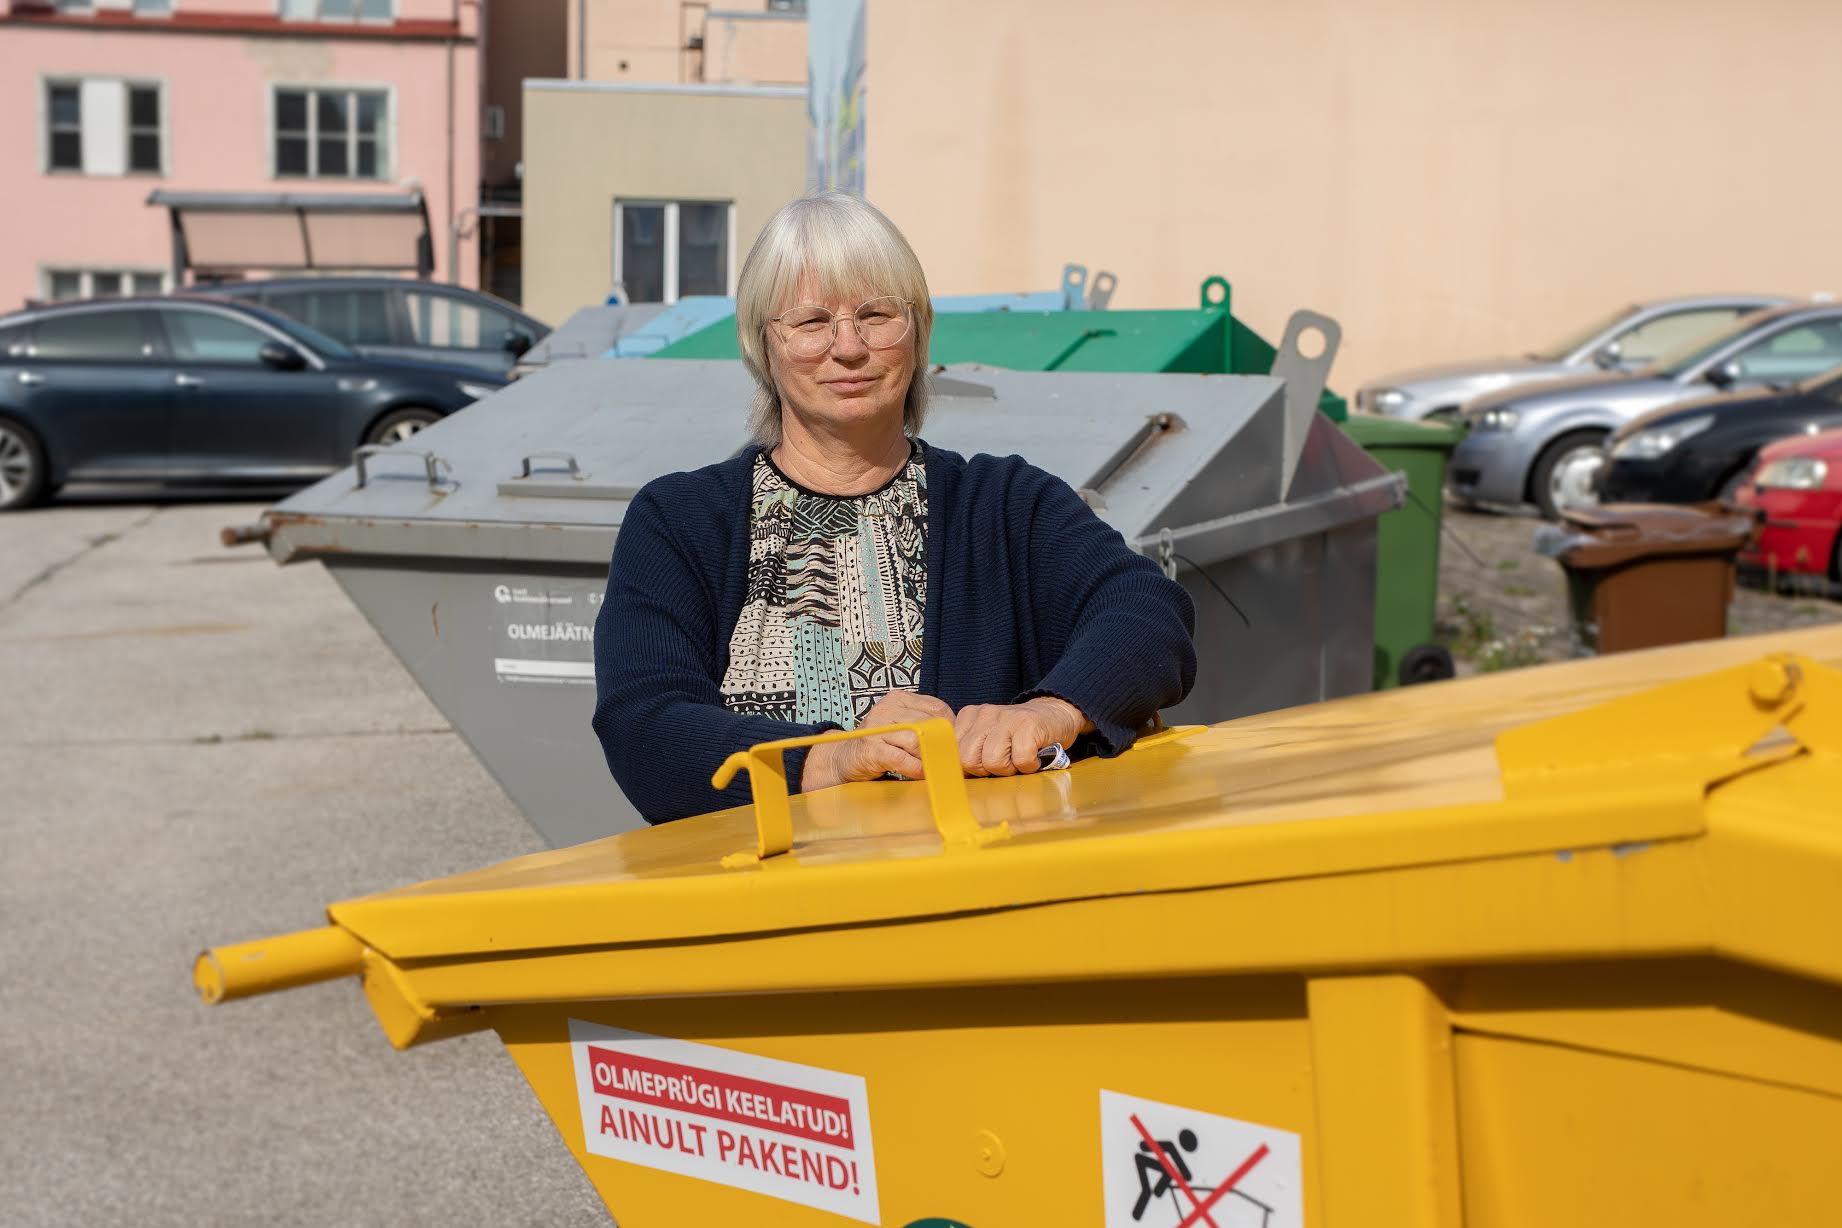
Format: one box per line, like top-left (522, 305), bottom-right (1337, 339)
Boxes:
top-left (0, 4), bottom-right (480, 304)
top-left (521, 80), bottom-right (806, 323)
top-left (862, 0), bottom-right (1842, 387)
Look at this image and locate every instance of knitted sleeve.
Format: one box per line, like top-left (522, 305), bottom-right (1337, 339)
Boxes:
top-left (1009, 464), bottom-right (1198, 753)
top-left (591, 481), bottom-right (834, 824)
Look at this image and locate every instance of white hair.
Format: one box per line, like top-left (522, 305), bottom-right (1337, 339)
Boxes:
top-left (735, 192), bottom-right (933, 446)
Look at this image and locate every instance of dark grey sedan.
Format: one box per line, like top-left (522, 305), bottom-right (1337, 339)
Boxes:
top-left (0, 295), bottom-right (504, 511)
top-left (207, 276), bottom-right (549, 377)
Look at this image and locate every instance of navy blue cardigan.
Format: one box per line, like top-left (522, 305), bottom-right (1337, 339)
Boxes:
top-left (592, 442), bottom-right (1196, 823)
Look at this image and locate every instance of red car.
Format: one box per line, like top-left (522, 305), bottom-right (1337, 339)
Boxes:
top-left (1734, 426), bottom-right (1842, 580)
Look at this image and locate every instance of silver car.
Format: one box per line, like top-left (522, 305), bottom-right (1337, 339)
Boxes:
top-left (1356, 294), bottom-right (1784, 421)
top-left (1448, 301), bottom-right (1842, 517)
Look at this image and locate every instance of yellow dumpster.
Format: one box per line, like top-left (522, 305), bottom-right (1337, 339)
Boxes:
top-left (197, 625), bottom-right (1842, 1228)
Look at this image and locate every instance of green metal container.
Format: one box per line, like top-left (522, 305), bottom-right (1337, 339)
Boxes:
top-left (650, 276), bottom-right (1349, 420)
top-left (1340, 414), bottom-right (1464, 688)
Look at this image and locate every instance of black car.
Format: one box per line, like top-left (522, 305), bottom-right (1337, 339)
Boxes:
top-left (207, 276), bottom-right (548, 376)
top-left (0, 295), bottom-right (504, 511)
top-left (1597, 366), bottom-right (1842, 504)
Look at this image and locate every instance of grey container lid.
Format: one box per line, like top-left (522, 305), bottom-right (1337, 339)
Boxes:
top-left (260, 359), bottom-right (1400, 569)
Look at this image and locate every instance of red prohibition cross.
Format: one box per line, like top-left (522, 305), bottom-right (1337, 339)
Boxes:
top-left (1128, 1112), bottom-right (1271, 1228)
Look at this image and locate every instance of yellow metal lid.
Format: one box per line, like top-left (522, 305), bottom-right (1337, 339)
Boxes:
top-left (325, 625), bottom-right (1842, 968)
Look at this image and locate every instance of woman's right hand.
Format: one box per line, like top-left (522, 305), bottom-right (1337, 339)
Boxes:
top-left (802, 691), bottom-right (955, 790)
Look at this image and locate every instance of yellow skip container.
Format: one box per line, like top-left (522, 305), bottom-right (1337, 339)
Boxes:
top-left (197, 626), bottom-right (1842, 1228)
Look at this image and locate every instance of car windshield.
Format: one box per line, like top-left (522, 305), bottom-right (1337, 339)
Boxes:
top-left (1527, 304), bottom-right (1639, 362)
top-left (1648, 309), bottom-right (1784, 379)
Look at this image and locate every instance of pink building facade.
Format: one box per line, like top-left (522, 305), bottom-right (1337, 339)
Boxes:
top-left (0, 0), bottom-right (480, 310)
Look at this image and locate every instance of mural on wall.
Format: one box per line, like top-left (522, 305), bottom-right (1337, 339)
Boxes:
top-left (807, 0), bottom-right (866, 195)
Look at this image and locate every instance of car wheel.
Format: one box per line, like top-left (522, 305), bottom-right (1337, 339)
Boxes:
top-left (1530, 430), bottom-right (1608, 520)
top-left (364, 408), bottom-right (442, 447)
top-left (0, 417), bottom-right (48, 512)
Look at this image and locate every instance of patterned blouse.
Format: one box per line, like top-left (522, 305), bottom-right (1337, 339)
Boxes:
top-left (720, 447), bottom-right (928, 729)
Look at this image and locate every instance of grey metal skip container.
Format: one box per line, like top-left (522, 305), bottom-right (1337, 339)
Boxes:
top-left (250, 335), bottom-right (1400, 846)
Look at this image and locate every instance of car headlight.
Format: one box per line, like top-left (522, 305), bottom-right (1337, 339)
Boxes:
top-left (1609, 414), bottom-right (1713, 460)
top-left (1371, 388), bottom-right (1409, 412)
top-left (1754, 457), bottom-right (1830, 490)
top-left (1475, 407), bottom-right (1520, 431)
top-left (457, 381), bottom-right (500, 402)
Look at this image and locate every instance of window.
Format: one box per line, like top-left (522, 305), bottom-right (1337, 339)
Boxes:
top-left (1612, 308), bottom-right (1745, 365)
top-left (164, 310), bottom-right (274, 364)
top-left (613, 200), bottom-right (732, 304)
top-left (47, 83), bottom-right (81, 171)
top-left (43, 79), bottom-right (164, 176)
top-left (274, 87), bottom-right (389, 179)
top-left (33, 311), bottom-right (152, 361)
top-left (1734, 320), bottom-right (1842, 381)
top-left (403, 291), bottom-right (517, 351)
top-left (267, 288), bottom-right (394, 346)
top-left (43, 268), bottom-right (167, 301)
top-left (0, 323), bottom-right (31, 359)
top-left (483, 103), bottom-right (505, 141)
top-left (280, 0), bottom-right (394, 21)
top-left (134, 0), bottom-right (174, 13)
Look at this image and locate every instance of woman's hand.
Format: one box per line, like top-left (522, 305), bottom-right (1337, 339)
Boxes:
top-left (801, 691), bottom-right (955, 790)
top-left (954, 696), bottom-right (1092, 777)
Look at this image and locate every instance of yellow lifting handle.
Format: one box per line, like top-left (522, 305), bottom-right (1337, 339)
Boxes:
top-left (712, 718), bottom-right (1007, 862)
top-left (193, 925), bottom-right (366, 1005)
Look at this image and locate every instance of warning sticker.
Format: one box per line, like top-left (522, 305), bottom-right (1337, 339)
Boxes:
top-left (491, 580), bottom-right (601, 685)
top-left (568, 1020), bottom-right (880, 1224)
top-left (1099, 1089), bottom-right (1302, 1227)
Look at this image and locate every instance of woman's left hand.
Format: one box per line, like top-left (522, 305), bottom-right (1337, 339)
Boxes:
top-left (953, 696), bottom-right (1093, 777)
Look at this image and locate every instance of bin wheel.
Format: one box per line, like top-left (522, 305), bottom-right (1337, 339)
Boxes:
top-left (364, 407), bottom-right (442, 447)
top-left (1398, 643), bottom-right (1456, 686)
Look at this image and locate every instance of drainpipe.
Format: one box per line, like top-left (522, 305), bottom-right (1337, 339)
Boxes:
top-left (577, 0), bottom-right (586, 78)
top-left (446, 0), bottom-right (457, 283)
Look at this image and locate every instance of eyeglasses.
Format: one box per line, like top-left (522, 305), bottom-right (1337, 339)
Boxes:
top-left (768, 295), bottom-right (914, 360)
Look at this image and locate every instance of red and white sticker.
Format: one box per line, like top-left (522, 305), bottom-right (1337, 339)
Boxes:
top-left (1099, 1089), bottom-right (1302, 1227)
top-left (568, 1020), bottom-right (880, 1223)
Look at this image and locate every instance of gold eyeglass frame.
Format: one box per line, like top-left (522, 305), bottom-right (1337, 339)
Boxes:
top-left (767, 296), bottom-right (916, 358)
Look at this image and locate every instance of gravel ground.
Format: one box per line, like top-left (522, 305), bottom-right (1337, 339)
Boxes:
top-left (1435, 503), bottom-right (1842, 674)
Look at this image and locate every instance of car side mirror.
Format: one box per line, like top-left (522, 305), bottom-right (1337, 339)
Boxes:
top-left (258, 342), bottom-right (306, 371)
top-left (1704, 359), bottom-right (1741, 389)
top-left (1591, 341), bottom-right (1624, 370)
top-left (503, 329), bottom-right (534, 358)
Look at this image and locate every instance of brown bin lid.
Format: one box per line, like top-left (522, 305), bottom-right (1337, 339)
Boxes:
top-left (1557, 502), bottom-right (1756, 569)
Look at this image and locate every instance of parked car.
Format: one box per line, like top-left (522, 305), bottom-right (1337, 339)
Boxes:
top-left (1355, 294), bottom-right (1784, 421)
top-left (207, 276), bottom-right (549, 377)
top-left (1732, 426), bottom-right (1842, 583)
top-left (0, 295), bottom-right (504, 511)
top-left (1599, 366), bottom-right (1842, 504)
top-left (1448, 302), bottom-right (1842, 518)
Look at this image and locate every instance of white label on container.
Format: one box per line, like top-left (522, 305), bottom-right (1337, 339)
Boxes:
top-left (568, 1020), bottom-right (880, 1224)
top-left (1099, 1089), bottom-right (1302, 1227)
top-left (491, 580), bottom-right (601, 685)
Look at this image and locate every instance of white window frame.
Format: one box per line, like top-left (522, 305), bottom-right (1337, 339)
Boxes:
top-left (278, 0), bottom-right (395, 23)
top-left (39, 75), bottom-right (167, 178)
top-left (40, 266), bottom-right (172, 303)
top-left (268, 82), bottom-right (395, 181)
top-left (612, 198), bottom-right (736, 305)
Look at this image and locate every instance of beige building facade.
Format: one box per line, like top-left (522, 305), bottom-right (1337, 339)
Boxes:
top-left (568, 0), bottom-right (805, 86)
top-left (861, 0), bottom-right (1842, 387)
top-left (521, 80), bottom-right (806, 323)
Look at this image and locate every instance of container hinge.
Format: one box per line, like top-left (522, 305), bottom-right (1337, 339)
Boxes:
top-left (712, 719), bottom-right (1008, 866)
top-left (1495, 652), bottom-right (1840, 800)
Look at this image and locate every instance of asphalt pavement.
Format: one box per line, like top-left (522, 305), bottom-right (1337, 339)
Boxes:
top-left (0, 498), bottom-right (611, 1225)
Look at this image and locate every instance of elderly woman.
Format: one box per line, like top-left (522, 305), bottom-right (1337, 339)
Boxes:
top-left (593, 192), bottom-right (1195, 823)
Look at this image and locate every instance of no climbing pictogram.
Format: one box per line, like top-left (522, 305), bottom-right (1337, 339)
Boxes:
top-left (1099, 1090), bottom-right (1302, 1228)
